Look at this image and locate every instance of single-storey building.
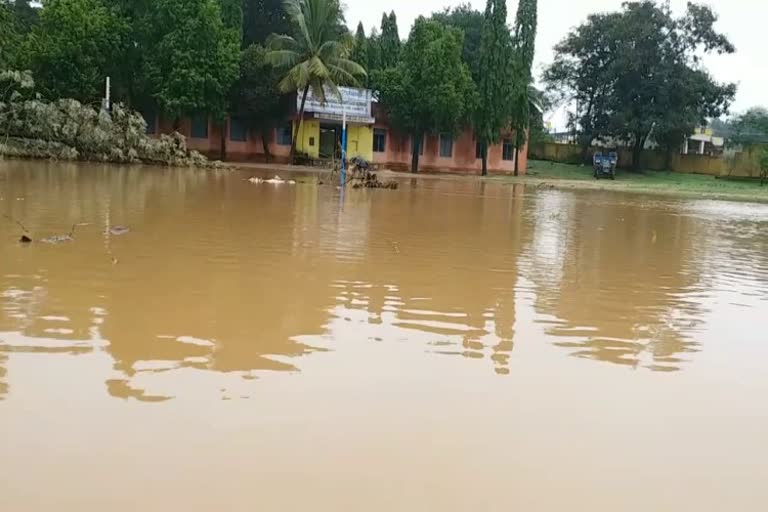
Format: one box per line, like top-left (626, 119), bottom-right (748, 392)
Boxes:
top-left (145, 86), bottom-right (527, 175)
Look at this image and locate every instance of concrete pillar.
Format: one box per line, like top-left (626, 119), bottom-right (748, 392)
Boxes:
top-left (700, 140), bottom-right (706, 155)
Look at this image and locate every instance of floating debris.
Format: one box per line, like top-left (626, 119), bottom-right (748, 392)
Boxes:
top-left (350, 171), bottom-right (399, 190)
top-left (249, 175), bottom-right (296, 185)
top-left (110, 226), bottom-right (130, 236)
top-left (3, 214), bottom-right (32, 243)
top-left (41, 224), bottom-right (77, 244)
top-left (41, 234), bottom-right (74, 244)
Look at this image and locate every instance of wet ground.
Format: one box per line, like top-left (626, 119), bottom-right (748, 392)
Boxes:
top-left (1, 161), bottom-right (767, 511)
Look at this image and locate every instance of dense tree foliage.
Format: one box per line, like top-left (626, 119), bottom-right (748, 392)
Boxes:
top-left (545, 1), bottom-right (735, 170)
top-left (729, 108), bottom-right (768, 147)
top-left (475, 0), bottom-right (512, 175)
top-left (231, 44), bottom-right (291, 161)
top-left (23, 0), bottom-right (127, 103)
top-left (378, 11), bottom-right (401, 70)
top-left (376, 18), bottom-right (476, 173)
top-left (142, 0), bottom-right (240, 122)
top-left (351, 22), bottom-right (370, 80)
top-left (243, 0), bottom-right (288, 46)
top-left (509, 0), bottom-right (537, 175)
top-left (266, 0), bottom-right (365, 162)
top-left (431, 4), bottom-right (484, 84)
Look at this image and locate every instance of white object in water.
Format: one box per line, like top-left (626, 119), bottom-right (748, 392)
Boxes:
top-left (248, 177), bottom-right (264, 184)
top-left (264, 175), bottom-right (286, 184)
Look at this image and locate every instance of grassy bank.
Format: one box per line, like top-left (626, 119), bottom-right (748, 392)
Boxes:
top-left (494, 160), bottom-right (768, 202)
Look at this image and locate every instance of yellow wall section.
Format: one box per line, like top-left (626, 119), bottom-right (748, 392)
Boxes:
top-left (347, 125), bottom-right (373, 161)
top-left (294, 120), bottom-right (320, 159)
top-left (293, 120), bottom-right (373, 161)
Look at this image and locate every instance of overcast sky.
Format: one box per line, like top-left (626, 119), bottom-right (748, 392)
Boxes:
top-left (345, 0), bottom-right (766, 130)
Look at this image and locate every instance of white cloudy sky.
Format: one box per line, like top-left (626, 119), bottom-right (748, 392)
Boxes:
top-left (345, 0), bottom-right (767, 130)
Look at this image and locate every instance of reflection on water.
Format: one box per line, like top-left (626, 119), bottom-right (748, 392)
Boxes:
top-left (4, 162), bottom-right (768, 511)
top-left (2, 162), bottom-right (768, 402)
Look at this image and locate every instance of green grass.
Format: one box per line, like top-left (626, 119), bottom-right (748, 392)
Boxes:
top-left (514, 160), bottom-right (768, 201)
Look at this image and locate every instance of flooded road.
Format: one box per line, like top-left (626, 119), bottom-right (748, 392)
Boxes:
top-left (1, 161), bottom-right (767, 511)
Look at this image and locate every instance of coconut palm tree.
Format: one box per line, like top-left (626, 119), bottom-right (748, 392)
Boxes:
top-left (266, 0), bottom-right (366, 163)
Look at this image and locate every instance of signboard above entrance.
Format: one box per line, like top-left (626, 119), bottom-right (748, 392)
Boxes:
top-left (300, 86), bottom-right (373, 120)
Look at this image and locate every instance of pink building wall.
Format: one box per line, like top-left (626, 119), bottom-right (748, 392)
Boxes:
top-left (371, 125), bottom-right (527, 175)
top-left (151, 113), bottom-right (527, 175)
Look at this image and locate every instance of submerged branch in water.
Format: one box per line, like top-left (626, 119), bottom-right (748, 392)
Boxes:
top-left (3, 213), bottom-right (30, 233)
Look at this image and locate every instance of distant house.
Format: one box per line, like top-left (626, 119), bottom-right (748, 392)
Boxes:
top-left (683, 127), bottom-right (724, 156)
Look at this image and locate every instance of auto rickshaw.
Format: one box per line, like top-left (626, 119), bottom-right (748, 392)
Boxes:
top-left (593, 151), bottom-right (618, 180)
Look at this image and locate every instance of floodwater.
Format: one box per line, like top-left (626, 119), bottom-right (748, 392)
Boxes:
top-left (1, 161), bottom-right (767, 511)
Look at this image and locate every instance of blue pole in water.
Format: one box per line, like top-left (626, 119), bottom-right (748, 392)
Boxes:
top-left (340, 110), bottom-right (347, 187)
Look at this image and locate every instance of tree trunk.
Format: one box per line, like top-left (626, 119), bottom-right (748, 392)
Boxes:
top-left (261, 130), bottom-right (272, 163)
top-left (514, 146), bottom-right (519, 176)
top-left (291, 85), bottom-right (310, 164)
top-left (580, 138), bottom-right (592, 165)
top-left (514, 129), bottom-right (525, 176)
top-left (481, 141), bottom-right (488, 176)
top-left (220, 119), bottom-right (227, 161)
top-left (631, 137), bottom-right (645, 172)
top-left (411, 134), bottom-right (421, 173)
top-left (172, 117), bottom-right (181, 131)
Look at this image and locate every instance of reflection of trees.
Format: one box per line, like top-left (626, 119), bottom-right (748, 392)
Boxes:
top-left (522, 192), bottom-right (707, 371)
top-left (1, 163), bottom-right (335, 401)
top-left (325, 181), bottom-right (530, 375)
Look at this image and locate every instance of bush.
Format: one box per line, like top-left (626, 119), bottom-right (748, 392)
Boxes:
top-left (0, 70), bottom-right (213, 167)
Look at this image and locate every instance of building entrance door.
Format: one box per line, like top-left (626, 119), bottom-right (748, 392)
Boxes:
top-left (319, 123), bottom-right (341, 159)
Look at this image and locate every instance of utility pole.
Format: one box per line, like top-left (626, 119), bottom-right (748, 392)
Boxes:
top-left (103, 76), bottom-right (111, 112)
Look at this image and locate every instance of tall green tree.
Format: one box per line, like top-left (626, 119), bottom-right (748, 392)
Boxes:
top-left (217, 0), bottom-right (243, 159)
top-left (378, 11), bottom-right (401, 70)
top-left (9, 0), bottom-right (38, 32)
top-left (266, 0), bottom-right (366, 163)
top-left (23, 0), bottom-right (127, 104)
top-left (143, 0), bottom-right (240, 123)
top-left (366, 27), bottom-right (382, 78)
top-left (231, 44), bottom-right (291, 161)
top-left (475, 0), bottom-right (512, 176)
top-left (431, 4), bottom-right (484, 83)
top-left (243, 0), bottom-right (289, 46)
top-left (376, 17), bottom-right (476, 173)
top-left (543, 11), bottom-right (621, 162)
top-left (730, 108), bottom-right (768, 147)
top-left (509, 0), bottom-right (537, 175)
top-left (0, 3), bottom-right (19, 68)
top-left (545, 1), bottom-right (735, 171)
top-left (351, 22), bottom-right (369, 79)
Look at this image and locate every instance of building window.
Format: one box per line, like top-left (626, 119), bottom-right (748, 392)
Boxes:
top-left (191, 115), bottom-right (208, 139)
top-left (374, 128), bottom-right (387, 152)
top-left (230, 117), bottom-right (247, 142)
top-left (439, 134), bottom-right (453, 158)
top-left (277, 124), bottom-right (292, 146)
top-left (503, 139), bottom-right (514, 161)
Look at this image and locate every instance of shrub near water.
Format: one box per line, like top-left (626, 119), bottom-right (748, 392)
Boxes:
top-left (0, 70), bottom-right (211, 167)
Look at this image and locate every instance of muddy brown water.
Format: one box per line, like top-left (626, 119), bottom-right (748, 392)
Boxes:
top-left (1, 161), bottom-right (767, 511)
